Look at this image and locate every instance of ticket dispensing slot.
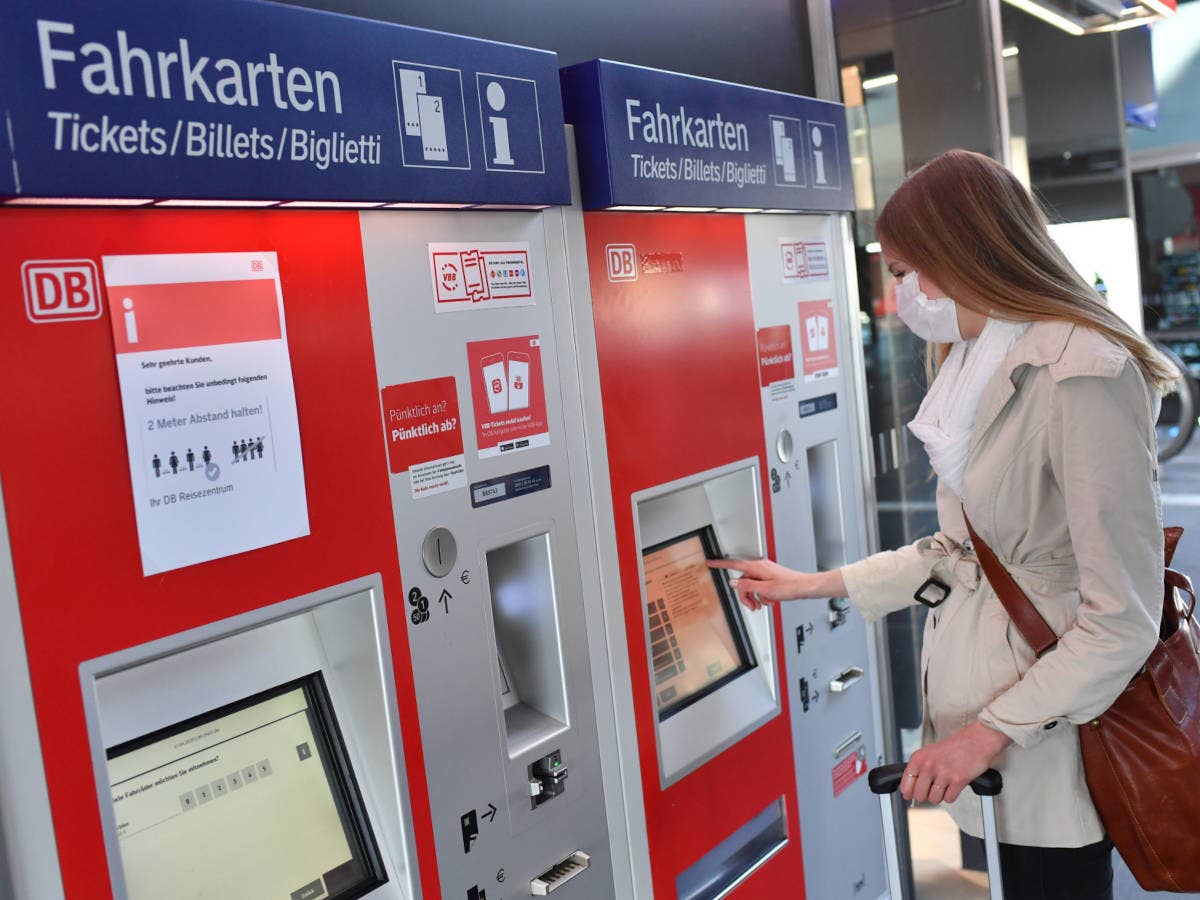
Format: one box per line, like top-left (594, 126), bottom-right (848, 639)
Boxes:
top-left (486, 533), bottom-right (569, 760)
top-left (675, 798), bottom-right (788, 900)
top-left (635, 460), bottom-right (780, 785)
top-left (807, 440), bottom-right (847, 571)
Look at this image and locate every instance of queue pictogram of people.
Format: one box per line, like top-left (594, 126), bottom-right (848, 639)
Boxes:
top-left (151, 437), bottom-right (266, 477)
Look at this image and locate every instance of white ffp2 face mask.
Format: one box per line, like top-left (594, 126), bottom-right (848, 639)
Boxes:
top-left (895, 271), bottom-right (963, 343)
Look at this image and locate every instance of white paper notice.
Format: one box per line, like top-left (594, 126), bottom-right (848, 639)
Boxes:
top-left (103, 252), bottom-right (310, 575)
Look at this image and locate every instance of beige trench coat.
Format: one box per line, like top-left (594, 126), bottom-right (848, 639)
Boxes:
top-left (841, 320), bottom-right (1164, 847)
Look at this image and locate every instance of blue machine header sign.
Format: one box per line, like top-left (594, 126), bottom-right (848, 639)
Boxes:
top-left (0, 0), bottom-right (570, 205)
top-left (560, 60), bottom-right (854, 212)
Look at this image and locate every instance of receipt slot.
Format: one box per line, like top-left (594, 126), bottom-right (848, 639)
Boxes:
top-left (563, 61), bottom-right (890, 899)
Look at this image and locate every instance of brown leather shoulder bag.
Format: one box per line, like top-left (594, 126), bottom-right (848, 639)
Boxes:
top-left (965, 517), bottom-right (1200, 892)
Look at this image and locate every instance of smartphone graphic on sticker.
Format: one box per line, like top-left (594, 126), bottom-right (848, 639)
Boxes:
top-left (806, 316), bottom-right (821, 351)
top-left (462, 250), bottom-right (487, 302)
top-left (481, 353), bottom-right (508, 414)
top-left (507, 352), bottom-right (530, 410)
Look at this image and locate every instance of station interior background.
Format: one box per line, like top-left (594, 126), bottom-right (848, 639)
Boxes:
top-left (838, 2), bottom-right (1200, 897)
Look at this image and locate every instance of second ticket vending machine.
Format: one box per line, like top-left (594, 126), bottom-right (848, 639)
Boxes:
top-left (562, 60), bottom-right (891, 900)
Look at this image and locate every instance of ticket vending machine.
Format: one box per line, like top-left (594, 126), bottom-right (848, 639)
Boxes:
top-left (0, 4), bottom-right (620, 899)
top-left (562, 61), bottom-right (890, 900)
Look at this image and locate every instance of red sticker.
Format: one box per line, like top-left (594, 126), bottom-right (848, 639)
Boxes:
top-left (832, 747), bottom-right (869, 798)
top-left (756, 325), bottom-right (795, 388)
top-left (465, 335), bottom-right (549, 459)
top-left (380, 376), bottom-right (466, 499)
top-left (798, 299), bottom-right (838, 383)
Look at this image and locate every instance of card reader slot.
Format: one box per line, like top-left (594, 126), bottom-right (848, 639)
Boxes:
top-left (829, 666), bottom-right (864, 693)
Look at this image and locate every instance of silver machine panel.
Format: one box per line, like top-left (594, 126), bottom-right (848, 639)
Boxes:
top-left (745, 212), bottom-right (889, 900)
top-left (359, 200), bottom-right (617, 899)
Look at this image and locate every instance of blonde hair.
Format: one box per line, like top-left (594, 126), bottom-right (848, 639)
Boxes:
top-left (876, 150), bottom-right (1178, 391)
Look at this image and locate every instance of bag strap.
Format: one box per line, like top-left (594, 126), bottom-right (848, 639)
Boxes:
top-left (963, 509), bottom-right (1059, 657)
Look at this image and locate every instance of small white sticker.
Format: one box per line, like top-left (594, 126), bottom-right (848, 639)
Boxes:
top-left (780, 238), bottom-right (829, 283)
top-left (429, 242), bottom-right (535, 312)
top-left (411, 455), bottom-right (468, 500)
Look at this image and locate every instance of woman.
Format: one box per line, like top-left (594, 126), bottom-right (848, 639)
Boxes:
top-left (714, 150), bottom-right (1175, 900)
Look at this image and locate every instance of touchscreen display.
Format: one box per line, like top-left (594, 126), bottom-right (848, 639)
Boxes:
top-left (642, 527), bottom-right (755, 718)
top-left (105, 674), bottom-right (385, 900)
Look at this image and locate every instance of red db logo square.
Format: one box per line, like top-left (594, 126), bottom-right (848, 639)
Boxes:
top-left (606, 244), bottom-right (638, 282)
top-left (22, 260), bottom-right (103, 323)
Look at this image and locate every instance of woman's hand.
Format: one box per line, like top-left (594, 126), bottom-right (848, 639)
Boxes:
top-left (708, 559), bottom-right (846, 610)
top-left (899, 721), bottom-right (1012, 805)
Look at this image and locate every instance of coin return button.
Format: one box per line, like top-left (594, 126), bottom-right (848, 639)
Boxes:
top-left (420, 527), bottom-right (458, 578)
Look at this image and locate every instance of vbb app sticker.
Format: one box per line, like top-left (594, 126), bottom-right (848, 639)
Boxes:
top-left (798, 298), bottom-right (838, 383)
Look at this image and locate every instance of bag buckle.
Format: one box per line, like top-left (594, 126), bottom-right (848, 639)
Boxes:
top-left (914, 577), bottom-right (952, 608)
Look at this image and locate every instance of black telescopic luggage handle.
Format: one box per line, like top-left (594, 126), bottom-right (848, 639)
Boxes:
top-left (868, 762), bottom-right (1003, 797)
top-left (868, 763), bottom-right (1005, 900)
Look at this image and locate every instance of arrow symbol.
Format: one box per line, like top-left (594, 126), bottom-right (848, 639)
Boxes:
top-left (438, 589), bottom-right (452, 613)
top-left (482, 802), bottom-right (497, 823)
top-left (784, 471), bottom-right (793, 486)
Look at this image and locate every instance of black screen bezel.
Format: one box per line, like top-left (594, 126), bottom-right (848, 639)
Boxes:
top-left (642, 525), bottom-right (758, 721)
top-left (105, 671), bottom-right (388, 900)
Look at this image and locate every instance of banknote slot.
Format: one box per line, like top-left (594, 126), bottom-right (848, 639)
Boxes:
top-left (807, 440), bottom-right (846, 570)
top-left (487, 533), bottom-right (569, 758)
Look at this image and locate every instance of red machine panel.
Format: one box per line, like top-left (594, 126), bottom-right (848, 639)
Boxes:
top-left (584, 212), bottom-right (806, 897)
top-left (0, 209), bottom-right (438, 899)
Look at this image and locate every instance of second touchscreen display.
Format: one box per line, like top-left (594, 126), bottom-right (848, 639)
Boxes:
top-left (642, 527), bottom-right (756, 718)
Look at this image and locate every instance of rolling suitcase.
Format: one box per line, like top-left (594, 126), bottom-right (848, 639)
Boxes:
top-left (869, 763), bottom-right (1004, 900)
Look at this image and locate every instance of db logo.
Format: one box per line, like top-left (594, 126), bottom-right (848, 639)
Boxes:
top-left (605, 244), bottom-right (638, 282)
top-left (491, 377), bottom-right (504, 394)
top-left (22, 260), bottom-right (103, 323)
